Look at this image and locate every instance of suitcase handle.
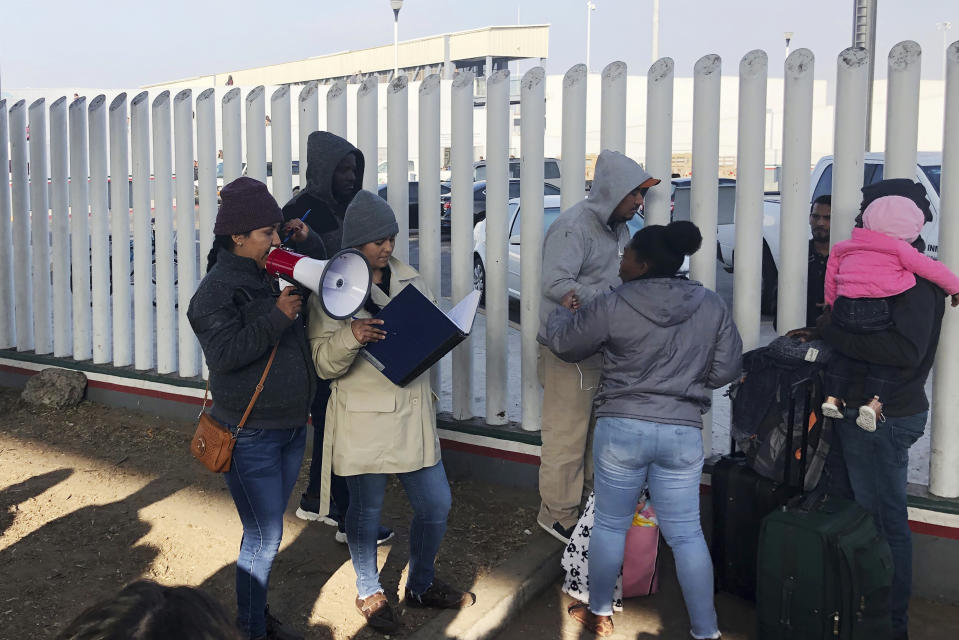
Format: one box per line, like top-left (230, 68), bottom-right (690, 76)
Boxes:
top-left (779, 576), bottom-right (795, 627)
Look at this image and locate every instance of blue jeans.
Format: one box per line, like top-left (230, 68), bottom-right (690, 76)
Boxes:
top-left (832, 409), bottom-right (926, 635)
top-left (223, 425), bottom-right (307, 638)
top-left (590, 417), bottom-right (718, 639)
top-left (343, 461), bottom-right (452, 599)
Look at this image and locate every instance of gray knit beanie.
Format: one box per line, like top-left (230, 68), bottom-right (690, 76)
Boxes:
top-left (341, 189), bottom-right (400, 248)
top-left (213, 177), bottom-right (283, 235)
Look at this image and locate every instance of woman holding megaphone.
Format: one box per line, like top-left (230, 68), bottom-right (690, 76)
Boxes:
top-left (308, 190), bottom-right (475, 634)
top-left (188, 177), bottom-right (315, 640)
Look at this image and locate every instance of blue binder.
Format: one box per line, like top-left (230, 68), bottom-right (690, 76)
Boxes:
top-left (359, 287), bottom-right (481, 387)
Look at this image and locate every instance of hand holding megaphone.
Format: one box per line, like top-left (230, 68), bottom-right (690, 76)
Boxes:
top-left (275, 287), bottom-right (303, 320)
top-left (265, 247), bottom-right (372, 320)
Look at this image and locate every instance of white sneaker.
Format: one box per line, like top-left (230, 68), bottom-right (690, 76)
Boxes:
top-left (856, 405), bottom-right (878, 432)
top-left (821, 401), bottom-right (844, 419)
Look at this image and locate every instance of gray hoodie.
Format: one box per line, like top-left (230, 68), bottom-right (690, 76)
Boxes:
top-left (537, 150), bottom-right (655, 344)
top-left (546, 277), bottom-right (743, 429)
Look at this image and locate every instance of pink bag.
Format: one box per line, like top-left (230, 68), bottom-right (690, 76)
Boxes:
top-left (621, 501), bottom-right (660, 597)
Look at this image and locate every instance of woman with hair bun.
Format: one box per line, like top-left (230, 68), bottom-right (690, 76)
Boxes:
top-left (547, 220), bottom-right (743, 639)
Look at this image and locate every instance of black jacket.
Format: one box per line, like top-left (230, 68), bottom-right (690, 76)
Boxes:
top-left (282, 131), bottom-right (365, 258)
top-left (187, 249), bottom-right (316, 428)
top-left (821, 276), bottom-right (945, 416)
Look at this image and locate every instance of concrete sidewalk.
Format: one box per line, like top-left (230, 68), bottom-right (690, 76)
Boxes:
top-left (408, 531), bottom-right (959, 640)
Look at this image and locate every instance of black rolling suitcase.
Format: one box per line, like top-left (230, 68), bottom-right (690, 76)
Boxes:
top-left (757, 494), bottom-right (893, 639)
top-left (711, 375), bottom-right (816, 601)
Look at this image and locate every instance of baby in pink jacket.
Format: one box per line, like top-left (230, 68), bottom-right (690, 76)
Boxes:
top-left (822, 195), bottom-right (959, 431)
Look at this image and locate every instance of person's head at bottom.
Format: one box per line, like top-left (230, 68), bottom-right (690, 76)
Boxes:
top-left (618, 220), bottom-right (703, 282)
top-left (56, 580), bottom-right (242, 640)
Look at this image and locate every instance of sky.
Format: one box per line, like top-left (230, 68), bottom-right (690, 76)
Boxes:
top-left (0, 0), bottom-right (955, 90)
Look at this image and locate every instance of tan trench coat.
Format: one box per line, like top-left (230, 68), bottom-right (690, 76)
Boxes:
top-left (307, 256), bottom-right (440, 516)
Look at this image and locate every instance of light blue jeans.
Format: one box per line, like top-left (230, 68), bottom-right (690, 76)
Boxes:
top-left (590, 417), bottom-right (719, 640)
top-left (344, 461), bottom-right (452, 599)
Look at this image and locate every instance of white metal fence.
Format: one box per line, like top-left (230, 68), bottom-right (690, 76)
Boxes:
top-left (2, 41), bottom-right (959, 496)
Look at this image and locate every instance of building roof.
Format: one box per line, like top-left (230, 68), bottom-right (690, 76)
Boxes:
top-left (144, 24), bottom-right (549, 90)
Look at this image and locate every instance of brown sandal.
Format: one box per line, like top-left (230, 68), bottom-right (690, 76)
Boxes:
top-left (355, 592), bottom-right (399, 634)
top-left (568, 602), bottom-right (614, 637)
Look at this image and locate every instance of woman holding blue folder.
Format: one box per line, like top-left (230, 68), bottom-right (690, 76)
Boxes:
top-left (307, 190), bottom-right (475, 634)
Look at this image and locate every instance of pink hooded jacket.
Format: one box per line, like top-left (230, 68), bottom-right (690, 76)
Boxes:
top-left (825, 196), bottom-right (959, 306)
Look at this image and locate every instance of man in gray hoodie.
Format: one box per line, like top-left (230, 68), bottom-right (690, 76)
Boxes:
top-left (536, 149), bottom-right (660, 542)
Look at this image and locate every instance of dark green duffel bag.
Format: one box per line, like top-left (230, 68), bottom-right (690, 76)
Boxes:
top-left (757, 496), bottom-right (893, 639)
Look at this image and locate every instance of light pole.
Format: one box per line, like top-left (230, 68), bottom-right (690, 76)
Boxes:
top-left (586, 1), bottom-right (596, 71)
top-left (939, 22), bottom-right (953, 83)
top-left (391, 0), bottom-right (403, 78)
top-left (784, 31), bottom-right (793, 58)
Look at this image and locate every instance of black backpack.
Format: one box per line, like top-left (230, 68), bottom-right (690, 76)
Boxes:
top-left (729, 336), bottom-right (834, 490)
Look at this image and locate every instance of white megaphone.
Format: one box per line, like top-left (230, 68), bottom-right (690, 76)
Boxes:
top-left (265, 247), bottom-right (372, 320)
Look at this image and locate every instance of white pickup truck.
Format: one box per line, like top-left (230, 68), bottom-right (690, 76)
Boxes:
top-left (716, 152), bottom-right (944, 312)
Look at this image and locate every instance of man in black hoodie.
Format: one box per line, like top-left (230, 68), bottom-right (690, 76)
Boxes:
top-left (285, 132), bottom-right (393, 546)
top-left (794, 179), bottom-right (944, 640)
top-left (282, 131), bottom-right (365, 258)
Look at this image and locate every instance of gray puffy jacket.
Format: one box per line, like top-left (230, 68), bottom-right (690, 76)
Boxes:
top-left (546, 277), bottom-right (743, 428)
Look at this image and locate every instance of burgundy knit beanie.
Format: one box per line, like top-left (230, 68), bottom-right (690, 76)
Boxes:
top-left (213, 177), bottom-right (283, 235)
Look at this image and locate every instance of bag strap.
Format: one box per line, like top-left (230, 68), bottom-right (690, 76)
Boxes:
top-left (235, 343), bottom-right (280, 434)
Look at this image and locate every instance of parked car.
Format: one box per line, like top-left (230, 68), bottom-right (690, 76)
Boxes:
top-left (660, 177), bottom-right (737, 222)
top-left (377, 160), bottom-right (417, 185)
top-left (472, 195), bottom-right (670, 302)
top-left (441, 179), bottom-right (561, 232)
top-left (715, 152), bottom-right (942, 313)
top-left (473, 158), bottom-right (562, 189)
top-left (377, 181), bottom-right (451, 231)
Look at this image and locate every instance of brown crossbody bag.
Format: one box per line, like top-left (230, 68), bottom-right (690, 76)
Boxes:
top-left (190, 344), bottom-right (279, 473)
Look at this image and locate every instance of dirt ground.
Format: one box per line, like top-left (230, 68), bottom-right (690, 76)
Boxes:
top-left (0, 388), bottom-right (539, 639)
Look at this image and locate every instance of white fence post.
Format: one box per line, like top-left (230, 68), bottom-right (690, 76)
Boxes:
top-left (930, 41), bottom-right (959, 498)
top-left (357, 76), bottom-right (379, 193)
top-left (644, 57), bottom-right (674, 227)
top-left (197, 88), bottom-right (217, 379)
top-left (69, 97), bottom-right (92, 361)
top-left (560, 64), bottom-right (588, 211)
top-left (89, 96), bottom-right (112, 363)
top-left (271, 86), bottom-right (293, 205)
top-left (197, 88), bottom-right (218, 275)
top-left (387, 76), bottom-right (410, 262)
top-left (109, 93), bottom-right (132, 366)
top-left (174, 90), bottom-right (200, 378)
top-left (327, 80), bottom-right (347, 139)
top-left (884, 41), bottom-right (922, 180)
top-left (732, 50), bottom-right (768, 352)
top-left (9, 101), bottom-right (32, 352)
top-left (831, 48), bottom-right (870, 247)
top-left (0, 101), bottom-right (14, 349)
top-left (418, 74), bottom-right (442, 393)
top-left (245, 86), bottom-right (267, 183)
top-left (299, 82), bottom-right (319, 191)
top-left (28, 99), bottom-right (53, 354)
top-left (485, 69), bottom-right (510, 426)
top-left (49, 97), bottom-right (72, 357)
top-left (777, 49), bottom-right (816, 336)
top-left (600, 61), bottom-right (627, 154)
top-left (450, 71), bottom-right (475, 420)
top-left (690, 54), bottom-right (722, 457)
top-left (520, 67), bottom-right (546, 432)
top-left (152, 91), bottom-right (177, 375)
top-left (222, 88), bottom-right (242, 185)
top-left (131, 91), bottom-right (155, 371)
